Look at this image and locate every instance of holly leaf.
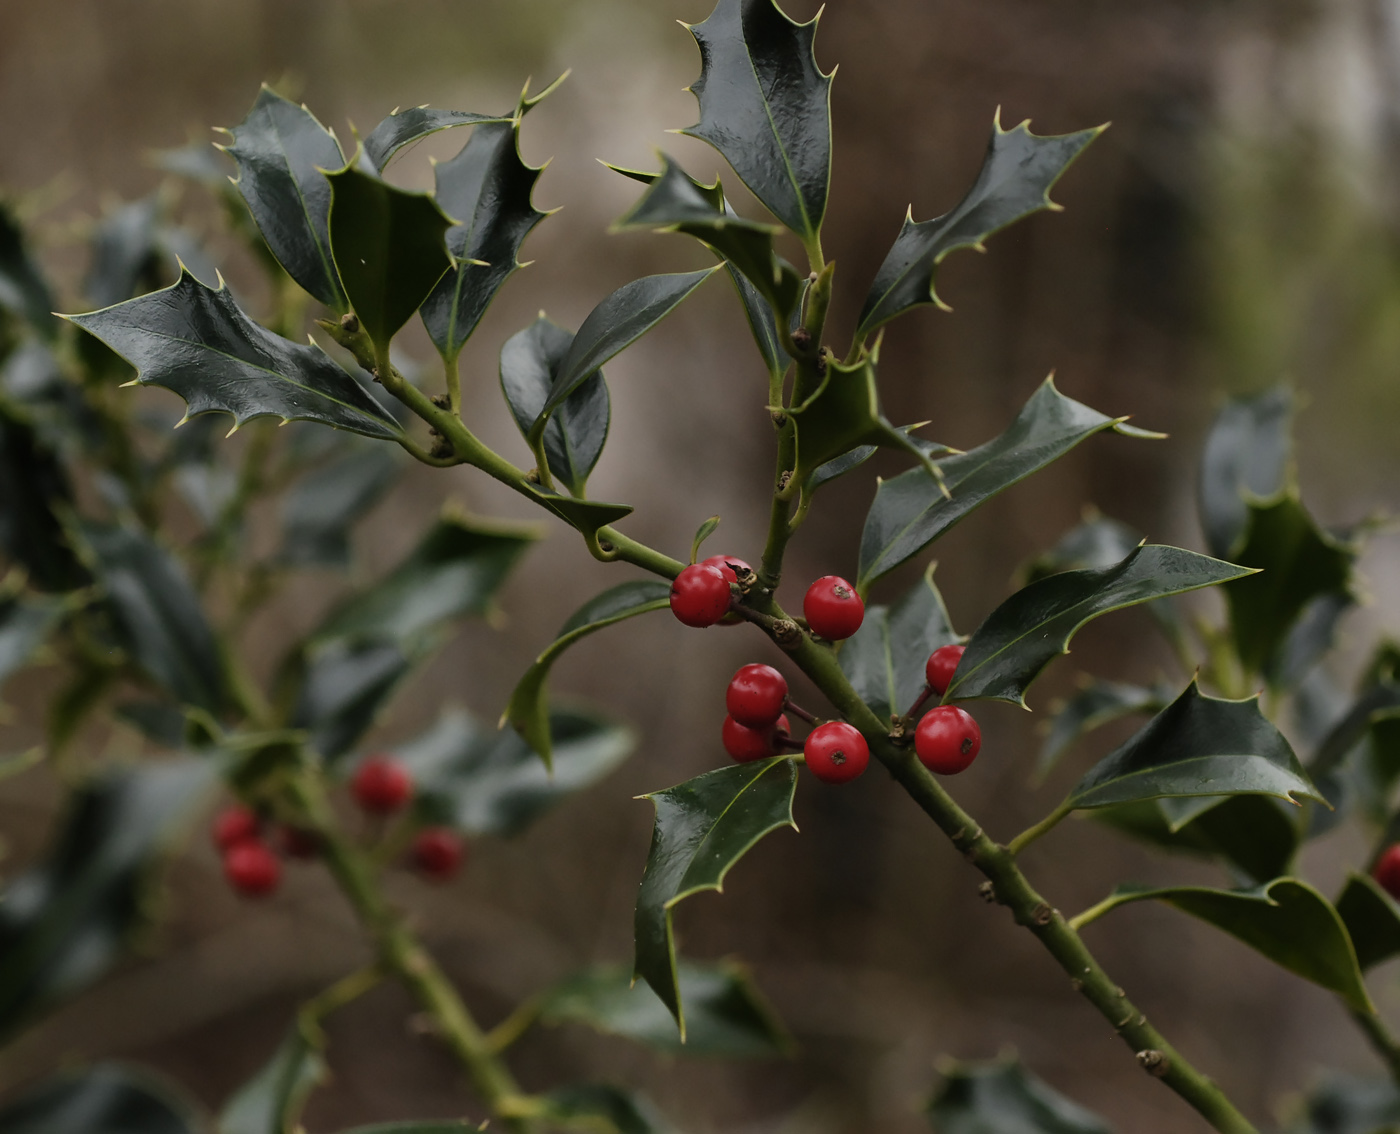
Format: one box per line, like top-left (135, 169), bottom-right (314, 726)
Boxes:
top-left (947, 546), bottom-right (1251, 706)
top-left (0, 1065), bottom-right (204, 1134)
top-left (926, 1055), bottom-right (1114, 1134)
top-left (840, 563), bottom-right (958, 723)
top-left (1066, 680), bottom-right (1322, 812)
top-left (535, 958), bottom-right (789, 1057)
top-left (363, 106), bottom-right (510, 171)
top-left (858, 114), bottom-right (1103, 339)
top-left (397, 705), bottom-right (634, 836)
top-left (0, 594), bottom-right (62, 696)
top-left (0, 759), bottom-right (215, 1041)
top-left (65, 271), bottom-right (404, 440)
top-left (277, 445), bottom-right (403, 567)
top-left (681, 0), bottom-right (833, 243)
top-left (858, 377), bottom-right (1158, 590)
top-left (1268, 591), bottom-right (1352, 692)
top-left (1306, 683), bottom-right (1400, 828)
top-left (504, 581), bottom-right (670, 770)
top-left (543, 1084), bottom-right (678, 1134)
top-left (78, 520), bottom-right (227, 713)
top-left (0, 408), bottom-right (89, 592)
top-left (500, 316), bottom-right (610, 497)
top-left (635, 757), bottom-right (798, 1036)
top-left (1222, 491), bottom-right (1356, 677)
top-left (1336, 873), bottom-right (1400, 971)
top-left (0, 202), bottom-right (58, 340)
top-left (526, 269), bottom-right (718, 452)
top-left (1022, 511), bottom-right (1143, 584)
top-left (85, 197), bottom-right (164, 308)
top-left (292, 640), bottom-right (411, 763)
top-left (1199, 383), bottom-right (1293, 558)
top-left (1037, 680), bottom-right (1166, 781)
top-left (221, 85), bottom-right (348, 309)
top-left (521, 483), bottom-right (634, 541)
top-left (219, 1021), bottom-right (327, 1134)
top-left (1077, 877), bottom-right (1372, 1013)
top-left (326, 161), bottom-right (454, 357)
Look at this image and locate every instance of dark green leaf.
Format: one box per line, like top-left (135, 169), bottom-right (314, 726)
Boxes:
top-left (277, 445), bottom-right (402, 567)
top-left (1022, 511), bottom-right (1142, 584)
top-left (499, 316), bottom-right (610, 497)
top-left (948, 546), bottom-right (1251, 706)
top-left (528, 269), bottom-right (718, 448)
top-left (293, 640), bottom-right (410, 763)
top-left (635, 757), bottom-right (798, 1035)
top-left (520, 483), bottom-right (634, 540)
top-left (221, 85), bottom-right (348, 309)
top-left (1078, 877), bottom-right (1371, 1012)
top-left (800, 428), bottom-right (948, 500)
top-left (1268, 591), bottom-right (1352, 691)
top-left (1336, 873), bottom-right (1400, 971)
top-left (682, 0), bottom-right (833, 243)
top-left (1199, 384), bottom-right (1293, 558)
top-left (0, 593), bottom-right (62, 696)
top-left (2, 340), bottom-right (103, 455)
top-left (536, 959), bottom-right (788, 1057)
top-left (85, 197), bottom-right (163, 308)
top-left (0, 1064), bottom-right (204, 1134)
top-left (504, 581), bottom-right (670, 770)
top-left (543, 1084), bottom-right (677, 1134)
top-left (219, 1022), bottom-right (326, 1134)
top-left (363, 106), bottom-right (510, 171)
top-left (78, 520), bottom-right (226, 713)
top-left (1286, 1075), bottom-right (1400, 1134)
top-left (840, 563), bottom-right (958, 723)
top-left (1223, 491), bottom-right (1355, 677)
top-left (0, 408), bottom-right (89, 591)
top-left (65, 271), bottom-right (404, 440)
top-left (691, 515), bottom-right (721, 563)
top-left (1037, 680), bottom-right (1165, 781)
top-left (1068, 680), bottom-right (1321, 811)
top-left (0, 202), bottom-right (58, 340)
top-left (400, 705), bottom-right (634, 836)
top-left (859, 114), bottom-right (1103, 339)
top-left (858, 378), bottom-right (1157, 590)
top-left (926, 1055), bottom-right (1114, 1134)
top-left (0, 759), bottom-right (215, 1041)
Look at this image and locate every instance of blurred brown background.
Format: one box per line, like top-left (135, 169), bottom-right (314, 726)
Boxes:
top-left (3, 0), bottom-right (1400, 1131)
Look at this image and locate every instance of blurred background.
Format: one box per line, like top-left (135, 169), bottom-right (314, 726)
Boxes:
top-left (3, 0), bottom-right (1400, 1131)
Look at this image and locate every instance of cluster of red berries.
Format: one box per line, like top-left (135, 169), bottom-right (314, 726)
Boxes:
top-left (718, 641), bottom-right (983, 783)
top-left (670, 556), bottom-right (867, 642)
top-left (215, 755), bottom-right (465, 897)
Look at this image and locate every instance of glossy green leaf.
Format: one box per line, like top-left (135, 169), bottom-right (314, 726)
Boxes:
top-left (292, 640), bottom-right (411, 763)
top-left (0, 594), bottom-right (62, 696)
top-left (1305, 684), bottom-right (1400, 835)
top-left (926, 1055), bottom-right (1113, 1134)
top-left (363, 106), bottom-right (509, 171)
top-left (543, 1084), bottom-right (677, 1134)
top-left (85, 197), bottom-right (163, 308)
top-left (691, 515), bottom-right (721, 562)
top-left (520, 483), bottom-right (634, 540)
top-left (222, 85), bottom-right (348, 309)
top-left (66, 271), bottom-right (404, 440)
top-left (635, 757), bottom-right (798, 1035)
top-left (219, 1022), bottom-right (326, 1134)
top-left (0, 759), bottom-right (215, 1041)
top-left (536, 959), bottom-right (788, 1057)
top-left (326, 161), bottom-right (453, 356)
top-left (1079, 877), bottom-right (1371, 1012)
top-left (1037, 680), bottom-right (1165, 780)
top-left (1068, 680), bottom-right (1321, 812)
top-left (0, 202), bottom-right (58, 339)
top-left (78, 520), bottom-right (226, 713)
top-left (1223, 491), bottom-right (1355, 677)
top-left (398, 705), bottom-right (634, 836)
top-left (840, 563), bottom-right (958, 723)
top-left (277, 445), bottom-right (402, 567)
top-left (528, 269), bottom-right (718, 449)
top-left (0, 1064), bottom-right (204, 1134)
top-left (1199, 384), bottom-right (1293, 558)
top-left (859, 114), bottom-right (1103, 339)
top-left (948, 546), bottom-right (1251, 706)
top-left (1336, 873), bottom-right (1400, 971)
top-left (500, 316), bottom-right (610, 496)
top-left (0, 409), bottom-right (88, 591)
top-left (504, 581), bottom-right (670, 770)
top-left (858, 378), bottom-right (1156, 590)
top-left (682, 0), bottom-right (832, 242)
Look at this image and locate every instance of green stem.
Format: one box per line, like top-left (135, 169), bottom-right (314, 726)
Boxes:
top-left (1066, 894), bottom-right (1121, 933)
top-left (485, 997), bottom-right (544, 1055)
top-left (1351, 1006), bottom-right (1400, 1084)
top-left (1007, 801), bottom-right (1073, 857)
top-left (298, 965), bottom-right (385, 1044)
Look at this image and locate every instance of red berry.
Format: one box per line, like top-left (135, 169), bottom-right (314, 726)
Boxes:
top-left (212, 805), bottom-right (260, 851)
top-left (803, 721), bottom-right (870, 784)
top-left (701, 554), bottom-right (751, 584)
top-left (351, 756), bottom-right (414, 815)
top-left (223, 840), bottom-right (281, 897)
top-left (924, 644), bottom-right (966, 696)
top-left (722, 713), bottom-right (790, 763)
top-left (1375, 845), bottom-right (1400, 900)
top-left (277, 825), bottom-right (321, 859)
top-left (726, 663), bottom-right (789, 727)
top-left (412, 827), bottom-right (465, 880)
top-left (803, 575), bottom-right (865, 640)
top-left (915, 706), bottom-right (982, 775)
top-left (669, 564), bottom-right (733, 628)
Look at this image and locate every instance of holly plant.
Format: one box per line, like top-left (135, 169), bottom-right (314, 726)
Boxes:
top-left (1, 2), bottom-right (1398, 1133)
